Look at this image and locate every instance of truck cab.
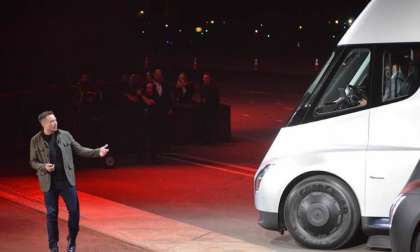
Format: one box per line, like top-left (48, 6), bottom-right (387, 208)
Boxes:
top-left (254, 0), bottom-right (420, 249)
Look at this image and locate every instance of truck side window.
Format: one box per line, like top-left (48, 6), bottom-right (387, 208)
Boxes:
top-left (315, 49), bottom-right (370, 115)
top-left (382, 48), bottom-right (420, 102)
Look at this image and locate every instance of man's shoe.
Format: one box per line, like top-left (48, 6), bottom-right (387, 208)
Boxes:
top-left (67, 236), bottom-right (76, 252)
top-left (67, 245), bottom-right (76, 252)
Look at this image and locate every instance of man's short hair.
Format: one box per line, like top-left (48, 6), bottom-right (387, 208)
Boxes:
top-left (38, 111), bottom-right (54, 122)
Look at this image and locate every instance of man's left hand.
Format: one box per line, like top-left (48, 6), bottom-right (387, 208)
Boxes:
top-left (99, 144), bottom-right (110, 157)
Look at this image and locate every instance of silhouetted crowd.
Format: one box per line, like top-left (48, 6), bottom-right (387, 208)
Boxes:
top-left (69, 68), bottom-right (221, 162)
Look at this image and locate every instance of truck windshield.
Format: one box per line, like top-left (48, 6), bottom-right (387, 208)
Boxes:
top-left (305, 52), bottom-right (336, 97)
top-left (287, 52), bottom-right (336, 125)
top-left (315, 49), bottom-right (370, 114)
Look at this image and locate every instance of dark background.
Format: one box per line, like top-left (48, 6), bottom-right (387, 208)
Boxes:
top-left (1, 0), bottom-right (368, 90)
top-left (1, 1), bottom-right (369, 161)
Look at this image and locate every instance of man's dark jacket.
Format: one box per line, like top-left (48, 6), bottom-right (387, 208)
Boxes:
top-left (29, 129), bottom-right (100, 192)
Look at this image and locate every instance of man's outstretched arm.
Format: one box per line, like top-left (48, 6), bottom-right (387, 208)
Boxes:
top-left (67, 132), bottom-right (109, 158)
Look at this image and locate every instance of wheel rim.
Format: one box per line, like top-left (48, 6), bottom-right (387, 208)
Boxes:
top-left (297, 191), bottom-right (344, 236)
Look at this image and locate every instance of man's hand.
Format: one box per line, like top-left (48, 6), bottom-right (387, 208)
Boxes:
top-left (45, 163), bottom-right (55, 173)
top-left (99, 144), bottom-right (110, 157)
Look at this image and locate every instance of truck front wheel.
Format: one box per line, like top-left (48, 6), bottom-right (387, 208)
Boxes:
top-left (284, 175), bottom-right (361, 249)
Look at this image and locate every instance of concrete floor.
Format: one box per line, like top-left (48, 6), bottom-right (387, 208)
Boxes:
top-left (0, 197), bottom-right (147, 252)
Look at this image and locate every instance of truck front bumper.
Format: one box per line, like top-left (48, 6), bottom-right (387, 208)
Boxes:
top-left (258, 210), bottom-right (279, 230)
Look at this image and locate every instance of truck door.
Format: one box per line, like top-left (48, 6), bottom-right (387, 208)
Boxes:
top-left (366, 45), bottom-right (420, 217)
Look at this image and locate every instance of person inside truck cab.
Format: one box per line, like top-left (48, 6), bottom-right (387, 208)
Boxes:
top-left (383, 63), bottom-right (406, 101)
top-left (382, 50), bottom-right (420, 102)
top-left (315, 50), bottom-right (370, 114)
top-left (407, 62), bottom-right (420, 96)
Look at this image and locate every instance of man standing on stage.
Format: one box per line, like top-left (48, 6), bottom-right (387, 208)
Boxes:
top-left (29, 111), bottom-right (109, 252)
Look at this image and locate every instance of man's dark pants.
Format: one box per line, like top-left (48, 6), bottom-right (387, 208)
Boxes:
top-left (44, 181), bottom-right (79, 249)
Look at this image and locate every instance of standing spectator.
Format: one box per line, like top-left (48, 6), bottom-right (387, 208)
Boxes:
top-left (175, 72), bottom-right (194, 104)
top-left (152, 68), bottom-right (173, 107)
top-left (73, 73), bottom-right (99, 106)
top-left (152, 68), bottom-right (174, 149)
top-left (70, 73), bottom-right (97, 141)
top-left (141, 82), bottom-right (160, 161)
top-left (125, 73), bottom-right (142, 103)
top-left (200, 72), bottom-right (220, 144)
top-left (122, 73), bottom-right (144, 158)
top-left (71, 73), bottom-right (92, 108)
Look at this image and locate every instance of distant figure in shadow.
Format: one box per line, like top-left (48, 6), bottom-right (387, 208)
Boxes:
top-left (175, 72), bottom-right (194, 104)
top-left (141, 82), bottom-right (161, 162)
top-left (151, 68), bottom-right (174, 151)
top-left (200, 72), bottom-right (220, 144)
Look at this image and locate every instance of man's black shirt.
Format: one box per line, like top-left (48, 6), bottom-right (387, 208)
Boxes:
top-left (43, 132), bottom-right (69, 187)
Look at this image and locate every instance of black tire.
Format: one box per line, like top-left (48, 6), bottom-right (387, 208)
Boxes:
top-left (284, 175), bottom-right (361, 249)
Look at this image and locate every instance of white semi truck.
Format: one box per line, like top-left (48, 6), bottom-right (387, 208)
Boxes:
top-left (254, 0), bottom-right (420, 249)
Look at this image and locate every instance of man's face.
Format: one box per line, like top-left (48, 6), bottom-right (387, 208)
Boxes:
top-left (41, 114), bottom-right (58, 133)
top-left (178, 73), bottom-right (188, 86)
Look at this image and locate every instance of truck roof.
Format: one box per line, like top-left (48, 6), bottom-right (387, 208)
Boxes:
top-left (338, 0), bottom-right (420, 46)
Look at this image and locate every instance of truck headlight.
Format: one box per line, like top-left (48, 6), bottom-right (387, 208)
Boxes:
top-left (255, 164), bottom-right (272, 191)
